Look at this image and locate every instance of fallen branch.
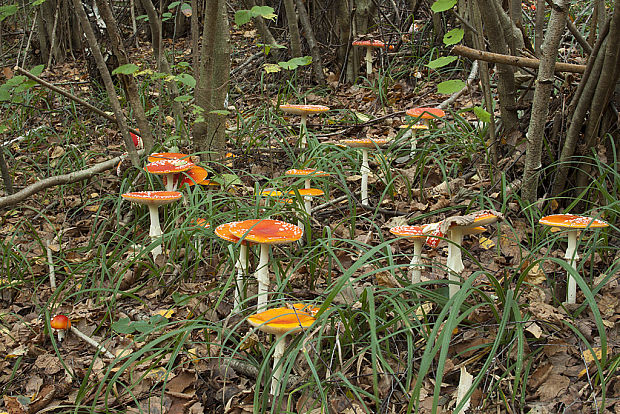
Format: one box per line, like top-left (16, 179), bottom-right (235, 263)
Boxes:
top-left (452, 44), bottom-right (586, 73)
top-left (0, 151), bottom-right (143, 209)
top-left (13, 66), bottom-right (140, 137)
top-left (46, 240), bottom-right (56, 290)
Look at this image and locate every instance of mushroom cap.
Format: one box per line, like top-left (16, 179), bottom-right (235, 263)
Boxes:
top-left (145, 158), bottom-right (194, 175)
top-left (279, 104), bottom-right (330, 115)
top-left (121, 191), bottom-right (183, 206)
top-left (341, 138), bottom-right (391, 148)
top-left (352, 40), bottom-right (394, 50)
top-left (285, 168), bottom-right (330, 177)
top-left (192, 218), bottom-right (210, 228)
top-left (539, 214), bottom-right (609, 229)
top-left (247, 306), bottom-right (316, 335)
top-left (399, 123), bottom-right (429, 130)
top-left (198, 179), bottom-right (221, 187)
top-left (229, 219), bottom-right (303, 245)
top-left (147, 152), bottom-right (191, 162)
top-left (406, 107), bottom-right (446, 119)
top-left (215, 221), bottom-right (246, 244)
top-left (462, 226), bottom-right (486, 235)
top-left (470, 211), bottom-right (501, 227)
top-left (390, 225), bottom-right (427, 238)
top-left (260, 189), bottom-right (294, 203)
top-left (289, 303), bottom-right (321, 316)
top-left (179, 166), bottom-right (209, 187)
top-left (130, 131), bottom-right (143, 149)
top-left (291, 188), bottom-right (324, 197)
top-left (50, 314), bottom-right (71, 330)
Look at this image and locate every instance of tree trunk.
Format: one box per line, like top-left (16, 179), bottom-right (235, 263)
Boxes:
top-left (477, 0), bottom-right (519, 133)
top-left (193, 0), bottom-right (230, 162)
top-left (283, 0), bottom-right (302, 58)
top-left (521, 0), bottom-right (568, 203)
top-left (295, 0), bottom-right (326, 85)
top-left (95, 0), bottom-right (155, 153)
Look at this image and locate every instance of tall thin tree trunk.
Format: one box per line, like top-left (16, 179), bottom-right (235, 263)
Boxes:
top-left (295, 0), bottom-right (326, 85)
top-left (283, 0), bottom-right (302, 58)
top-left (95, 0), bottom-right (155, 152)
top-left (521, 0), bottom-right (568, 203)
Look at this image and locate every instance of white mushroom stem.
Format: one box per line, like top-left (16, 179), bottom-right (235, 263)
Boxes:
top-left (565, 230), bottom-right (580, 304)
top-left (163, 173), bottom-right (177, 191)
top-left (70, 326), bottom-right (115, 359)
top-left (304, 178), bottom-right (311, 190)
top-left (446, 227), bottom-right (465, 298)
top-left (234, 244), bottom-right (248, 311)
top-left (147, 205), bottom-right (163, 258)
top-left (271, 333), bottom-right (287, 395)
top-left (54, 328), bottom-right (66, 342)
top-left (409, 239), bottom-right (424, 284)
top-left (360, 148), bottom-right (370, 205)
top-left (364, 46), bottom-right (373, 75)
top-left (255, 244), bottom-right (271, 310)
top-left (300, 114), bottom-right (308, 148)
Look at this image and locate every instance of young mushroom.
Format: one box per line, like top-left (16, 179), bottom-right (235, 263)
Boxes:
top-left (50, 315), bottom-right (115, 358)
top-left (121, 191), bottom-right (183, 258)
top-left (389, 225), bottom-right (428, 284)
top-left (539, 214), bottom-right (610, 304)
top-left (351, 40), bottom-right (394, 76)
top-left (229, 219), bottom-right (303, 310)
top-left (341, 138), bottom-right (391, 206)
top-left (247, 305), bottom-right (317, 396)
top-left (279, 104), bottom-right (330, 150)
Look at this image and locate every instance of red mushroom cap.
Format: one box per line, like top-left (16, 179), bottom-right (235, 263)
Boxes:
top-left (121, 191), bottom-right (183, 207)
top-left (147, 152), bottom-right (191, 162)
top-left (215, 221), bottom-right (250, 244)
top-left (406, 107), bottom-right (446, 119)
top-left (285, 168), bottom-right (330, 177)
top-left (179, 166), bottom-right (210, 187)
top-left (341, 138), bottom-right (391, 148)
top-left (50, 314), bottom-right (71, 330)
top-left (229, 219), bottom-right (303, 245)
top-left (352, 40), bottom-right (395, 50)
top-left (144, 158), bottom-right (194, 174)
top-left (390, 225), bottom-right (427, 238)
top-left (539, 214), bottom-right (609, 229)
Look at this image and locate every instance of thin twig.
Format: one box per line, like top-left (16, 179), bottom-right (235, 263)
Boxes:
top-left (46, 240), bottom-right (56, 290)
top-left (70, 326), bottom-right (115, 359)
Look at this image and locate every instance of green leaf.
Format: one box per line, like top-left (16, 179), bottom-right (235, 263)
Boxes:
top-left (112, 63), bottom-right (139, 75)
top-left (437, 79), bottom-right (465, 94)
top-left (31, 0), bottom-right (46, 5)
top-left (209, 109), bottom-right (230, 116)
top-left (234, 10), bottom-right (252, 26)
top-left (180, 3), bottom-right (191, 12)
top-left (168, 1), bottom-right (180, 8)
top-left (30, 64), bottom-right (45, 77)
top-left (220, 173), bottom-right (241, 187)
top-left (174, 95), bottom-right (192, 102)
top-left (112, 317), bottom-right (135, 334)
top-left (278, 56), bottom-right (312, 70)
top-left (136, 14), bottom-right (149, 21)
top-left (443, 28), bottom-right (464, 45)
top-left (263, 63), bottom-right (281, 73)
top-left (473, 106), bottom-right (491, 122)
top-left (426, 56), bottom-right (457, 69)
top-left (0, 4), bottom-right (18, 21)
top-left (249, 5), bottom-right (276, 21)
top-left (175, 73), bottom-right (196, 88)
top-left (431, 0), bottom-right (457, 12)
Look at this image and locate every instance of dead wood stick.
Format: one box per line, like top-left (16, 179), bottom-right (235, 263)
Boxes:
top-left (452, 44), bottom-right (586, 73)
top-left (13, 66), bottom-right (140, 137)
top-left (0, 151), bottom-right (143, 209)
top-left (46, 240), bottom-right (56, 289)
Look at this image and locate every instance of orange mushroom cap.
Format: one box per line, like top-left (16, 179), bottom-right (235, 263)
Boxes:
top-left (121, 191), bottom-right (183, 206)
top-left (144, 158), bottom-right (194, 175)
top-left (147, 152), bottom-right (191, 162)
top-left (229, 219), bottom-right (302, 245)
top-left (285, 169), bottom-right (330, 177)
top-left (50, 314), bottom-right (71, 330)
top-left (341, 138), bottom-right (391, 148)
top-left (247, 306), bottom-right (316, 335)
top-left (192, 218), bottom-right (210, 228)
top-left (290, 188), bottom-right (325, 197)
top-left (390, 225), bottom-right (427, 238)
top-left (406, 107), bottom-right (446, 119)
top-left (399, 123), bottom-right (429, 130)
top-left (539, 214), bottom-right (609, 229)
top-left (279, 104), bottom-right (330, 115)
top-left (179, 166), bottom-right (209, 187)
top-left (352, 40), bottom-right (395, 50)
top-left (215, 221), bottom-right (245, 244)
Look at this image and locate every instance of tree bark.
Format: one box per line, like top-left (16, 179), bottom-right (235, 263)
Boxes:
top-left (95, 0), bottom-right (155, 153)
top-left (72, 0), bottom-right (140, 166)
top-left (295, 0), bottom-right (326, 85)
top-left (283, 0), bottom-right (302, 58)
top-left (477, 0), bottom-right (519, 133)
top-left (521, 0), bottom-right (568, 203)
top-left (193, 0), bottom-right (230, 162)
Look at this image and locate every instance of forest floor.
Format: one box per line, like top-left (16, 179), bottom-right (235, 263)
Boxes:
top-left (1, 7), bottom-right (620, 414)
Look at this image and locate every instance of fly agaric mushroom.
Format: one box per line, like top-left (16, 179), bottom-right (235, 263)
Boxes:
top-left (285, 168), bottom-right (330, 190)
top-left (147, 152), bottom-right (191, 162)
top-left (425, 210), bottom-right (503, 298)
top-left (144, 158), bottom-right (194, 191)
top-left (341, 138), bottom-right (391, 206)
top-left (247, 305), bottom-right (317, 395)
top-left (406, 107), bottom-right (446, 128)
top-left (399, 123), bottom-right (429, 153)
top-left (121, 191), bottom-right (183, 258)
top-left (215, 221), bottom-right (250, 310)
top-left (539, 214), bottom-right (609, 304)
top-left (390, 225), bottom-right (428, 284)
top-left (351, 40), bottom-right (394, 76)
top-left (179, 165), bottom-right (210, 188)
top-left (50, 315), bottom-right (115, 358)
top-left (229, 219), bottom-right (303, 310)
top-left (279, 104), bottom-right (330, 150)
